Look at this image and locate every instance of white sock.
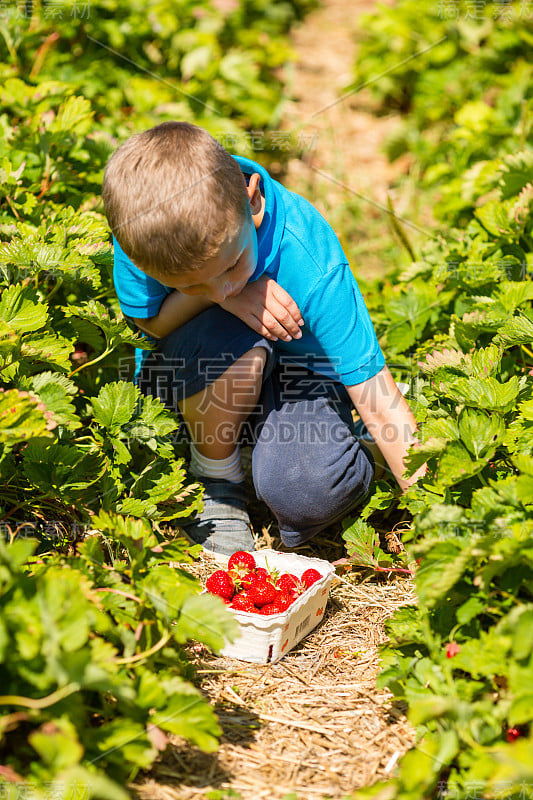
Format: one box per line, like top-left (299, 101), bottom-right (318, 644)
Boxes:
top-left (189, 444), bottom-right (244, 483)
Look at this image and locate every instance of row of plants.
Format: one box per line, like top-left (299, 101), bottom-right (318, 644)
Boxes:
top-left (343, 2), bottom-right (533, 798)
top-left (0, 2), bottom-right (315, 797)
top-left (351, 0), bottom-right (533, 225)
top-left (2, 0), bottom-right (317, 153)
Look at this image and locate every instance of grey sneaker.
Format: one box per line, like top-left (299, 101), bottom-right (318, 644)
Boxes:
top-left (179, 477), bottom-right (255, 558)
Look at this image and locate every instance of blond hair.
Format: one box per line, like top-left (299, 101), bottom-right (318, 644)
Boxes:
top-left (102, 122), bottom-right (250, 274)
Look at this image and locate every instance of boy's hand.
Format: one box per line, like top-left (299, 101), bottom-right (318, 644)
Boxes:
top-left (220, 275), bottom-right (304, 342)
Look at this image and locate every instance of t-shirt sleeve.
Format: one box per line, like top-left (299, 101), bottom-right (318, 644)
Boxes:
top-left (302, 263), bottom-right (385, 385)
top-left (112, 236), bottom-right (172, 319)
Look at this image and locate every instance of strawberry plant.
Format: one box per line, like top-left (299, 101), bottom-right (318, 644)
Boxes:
top-left (0, 517), bottom-right (238, 798)
top-left (1, 0), bottom-right (318, 155)
top-left (346, 6), bottom-right (533, 798)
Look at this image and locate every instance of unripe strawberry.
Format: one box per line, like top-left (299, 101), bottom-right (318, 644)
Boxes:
top-left (445, 641), bottom-right (460, 658)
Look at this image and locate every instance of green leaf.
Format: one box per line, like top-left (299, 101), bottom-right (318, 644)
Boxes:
top-left (49, 95), bottom-right (94, 135)
top-left (436, 441), bottom-right (485, 486)
top-left (443, 375), bottom-right (520, 413)
top-left (342, 518), bottom-right (394, 568)
top-left (416, 540), bottom-right (478, 607)
top-left (470, 343), bottom-right (502, 378)
top-left (21, 371), bottom-right (80, 430)
top-left (457, 408), bottom-right (505, 459)
top-left (28, 719), bottom-right (83, 771)
top-left (92, 718), bottom-right (155, 771)
top-left (173, 592), bottom-right (239, 652)
top-left (0, 388), bottom-right (55, 446)
top-left (91, 382), bottom-right (139, 432)
top-left (0, 284), bottom-right (48, 333)
top-left (116, 497), bottom-right (158, 517)
top-left (511, 609), bottom-right (533, 660)
top-left (498, 150), bottom-right (533, 198)
top-left (408, 695), bottom-right (455, 725)
top-left (181, 45), bottom-right (214, 79)
top-left (493, 314), bottom-right (533, 347)
top-left (150, 688), bottom-right (221, 752)
top-left (23, 443), bottom-right (105, 496)
top-left (20, 331), bottom-right (74, 372)
top-left (404, 437), bottom-right (449, 475)
top-left (456, 596), bottom-right (486, 625)
top-left (418, 347), bottom-right (466, 375)
top-left (508, 696), bottom-right (533, 726)
top-left (65, 300), bottom-right (153, 351)
top-left (131, 394), bottom-right (181, 440)
top-left (475, 199), bottom-right (515, 237)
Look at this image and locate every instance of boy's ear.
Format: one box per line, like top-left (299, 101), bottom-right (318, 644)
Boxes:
top-left (246, 173), bottom-right (262, 215)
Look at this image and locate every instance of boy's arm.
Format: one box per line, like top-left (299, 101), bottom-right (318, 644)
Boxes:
top-left (133, 275), bottom-right (304, 341)
top-left (133, 292), bottom-right (213, 339)
top-left (346, 366), bottom-right (426, 491)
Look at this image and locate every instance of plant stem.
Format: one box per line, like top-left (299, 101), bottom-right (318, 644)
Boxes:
top-left (0, 682), bottom-right (79, 710)
top-left (114, 632), bottom-right (171, 665)
top-left (68, 347), bottom-right (112, 377)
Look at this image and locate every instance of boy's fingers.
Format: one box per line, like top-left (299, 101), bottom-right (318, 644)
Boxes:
top-left (262, 293), bottom-right (303, 338)
top-left (263, 301), bottom-right (302, 339)
top-left (268, 282), bottom-right (303, 323)
top-left (255, 309), bottom-right (295, 341)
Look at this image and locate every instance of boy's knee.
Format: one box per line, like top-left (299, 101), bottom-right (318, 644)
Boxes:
top-left (237, 345), bottom-right (268, 378)
top-left (252, 436), bottom-right (374, 544)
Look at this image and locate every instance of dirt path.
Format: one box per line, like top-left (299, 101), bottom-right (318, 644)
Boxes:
top-left (131, 556), bottom-right (416, 800)
top-left (283, 0), bottom-right (401, 196)
top-left (280, 0), bottom-right (412, 280)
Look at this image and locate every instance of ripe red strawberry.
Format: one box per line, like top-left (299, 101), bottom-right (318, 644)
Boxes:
top-left (230, 592), bottom-right (256, 612)
top-left (277, 573), bottom-right (299, 594)
top-left (228, 550), bottom-right (256, 575)
top-left (240, 571), bottom-right (256, 590)
top-left (258, 603), bottom-right (282, 615)
top-left (248, 580), bottom-right (277, 607)
top-left (276, 592), bottom-right (294, 611)
top-left (241, 566), bottom-right (270, 590)
top-left (301, 568), bottom-right (322, 587)
top-left (506, 727), bottom-right (521, 742)
top-left (206, 570), bottom-right (234, 600)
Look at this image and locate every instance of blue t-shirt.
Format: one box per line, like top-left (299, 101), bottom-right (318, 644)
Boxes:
top-left (113, 155), bottom-right (385, 386)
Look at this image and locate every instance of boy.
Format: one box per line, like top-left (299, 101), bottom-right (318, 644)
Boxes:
top-left (103, 121), bottom-right (424, 557)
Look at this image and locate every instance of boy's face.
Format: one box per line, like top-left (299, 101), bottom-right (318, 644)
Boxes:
top-left (150, 173), bottom-right (263, 304)
top-left (158, 215), bottom-right (258, 303)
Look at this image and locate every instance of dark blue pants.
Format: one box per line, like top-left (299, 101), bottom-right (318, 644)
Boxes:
top-left (137, 307), bottom-right (374, 547)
